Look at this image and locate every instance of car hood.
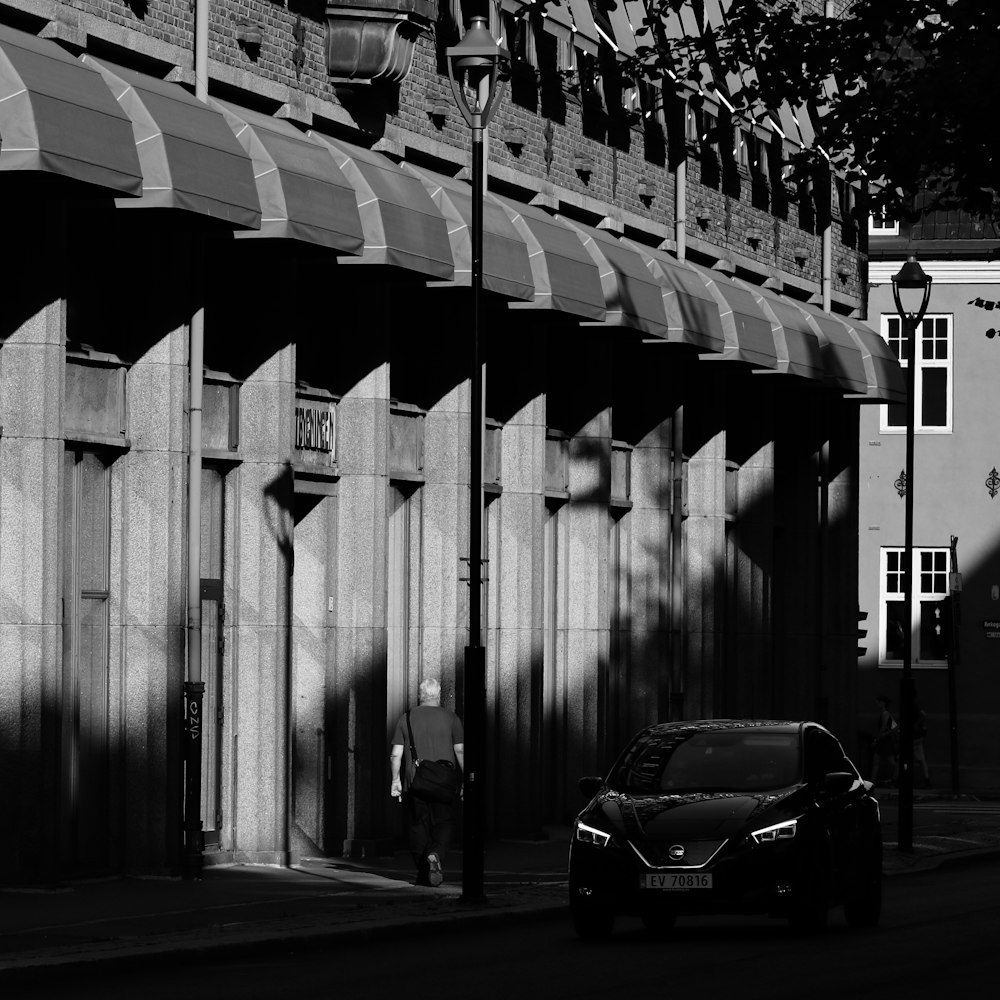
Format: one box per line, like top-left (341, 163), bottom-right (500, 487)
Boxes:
top-left (602, 789), bottom-right (801, 843)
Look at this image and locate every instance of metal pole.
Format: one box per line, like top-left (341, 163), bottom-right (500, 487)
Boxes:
top-left (898, 313), bottom-right (916, 852)
top-left (462, 98), bottom-right (487, 904)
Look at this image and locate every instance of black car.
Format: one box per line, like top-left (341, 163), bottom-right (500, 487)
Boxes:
top-left (569, 720), bottom-right (882, 938)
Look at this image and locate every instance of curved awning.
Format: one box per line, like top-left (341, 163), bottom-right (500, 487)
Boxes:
top-left (687, 263), bottom-right (779, 369)
top-left (403, 165), bottom-right (534, 300)
top-left (623, 241), bottom-right (726, 352)
top-left (557, 219), bottom-right (668, 336)
top-left (309, 134), bottom-right (453, 279)
top-left (81, 57), bottom-right (260, 227)
top-left (492, 195), bottom-right (605, 318)
top-left (827, 313), bottom-right (906, 404)
top-left (213, 101), bottom-right (364, 254)
top-left (733, 279), bottom-right (826, 381)
top-left (795, 300), bottom-right (874, 396)
top-left (0, 24), bottom-right (141, 195)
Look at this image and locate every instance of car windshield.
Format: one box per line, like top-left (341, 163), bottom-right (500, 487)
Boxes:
top-left (612, 729), bottom-right (801, 794)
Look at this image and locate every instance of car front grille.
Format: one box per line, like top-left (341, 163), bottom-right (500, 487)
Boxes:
top-left (630, 839), bottom-right (728, 869)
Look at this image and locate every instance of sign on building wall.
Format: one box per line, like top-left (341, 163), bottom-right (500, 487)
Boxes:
top-left (294, 398), bottom-right (336, 467)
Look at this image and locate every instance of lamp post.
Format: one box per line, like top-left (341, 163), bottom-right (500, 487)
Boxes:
top-left (446, 15), bottom-right (508, 904)
top-left (891, 255), bottom-right (932, 853)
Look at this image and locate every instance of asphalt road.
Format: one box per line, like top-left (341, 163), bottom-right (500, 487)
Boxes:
top-left (11, 856), bottom-right (999, 1000)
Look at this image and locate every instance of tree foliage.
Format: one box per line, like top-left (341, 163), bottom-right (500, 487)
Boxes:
top-left (624, 0), bottom-right (1000, 223)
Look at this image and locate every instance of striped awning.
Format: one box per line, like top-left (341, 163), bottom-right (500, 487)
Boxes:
top-left (623, 241), bottom-right (726, 352)
top-left (558, 219), bottom-right (669, 337)
top-left (847, 318), bottom-right (906, 404)
top-left (733, 279), bottom-right (826, 381)
top-left (493, 195), bottom-right (606, 319)
top-left (803, 307), bottom-right (905, 404)
top-left (0, 24), bottom-right (142, 195)
top-left (309, 134), bottom-right (453, 279)
top-left (82, 57), bottom-right (260, 227)
top-left (687, 263), bottom-right (779, 369)
top-left (214, 101), bottom-right (364, 254)
top-left (404, 165), bottom-right (534, 300)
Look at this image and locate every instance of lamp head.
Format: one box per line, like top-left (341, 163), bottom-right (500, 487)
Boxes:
top-left (446, 16), bottom-right (509, 128)
top-left (891, 255), bottom-right (932, 323)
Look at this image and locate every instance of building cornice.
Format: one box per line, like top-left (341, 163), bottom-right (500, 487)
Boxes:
top-left (869, 260), bottom-right (1000, 285)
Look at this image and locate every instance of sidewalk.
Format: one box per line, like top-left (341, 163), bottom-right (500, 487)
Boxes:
top-left (3, 789), bottom-right (999, 981)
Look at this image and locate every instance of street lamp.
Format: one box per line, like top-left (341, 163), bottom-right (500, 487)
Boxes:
top-left (446, 15), bottom-right (508, 904)
top-left (891, 255), bottom-right (932, 853)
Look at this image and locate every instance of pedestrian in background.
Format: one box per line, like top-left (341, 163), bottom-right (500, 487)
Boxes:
top-left (390, 677), bottom-right (464, 887)
top-left (871, 694), bottom-right (899, 786)
top-left (910, 686), bottom-right (931, 789)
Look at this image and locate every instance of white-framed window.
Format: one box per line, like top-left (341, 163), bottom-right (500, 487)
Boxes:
top-left (880, 314), bottom-right (953, 433)
top-left (880, 547), bottom-right (950, 667)
top-left (869, 214), bottom-right (899, 235)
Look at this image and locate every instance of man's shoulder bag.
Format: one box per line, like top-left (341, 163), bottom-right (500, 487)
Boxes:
top-left (405, 711), bottom-right (460, 804)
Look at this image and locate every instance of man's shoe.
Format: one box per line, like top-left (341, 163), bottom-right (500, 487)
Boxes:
top-left (427, 853), bottom-right (444, 887)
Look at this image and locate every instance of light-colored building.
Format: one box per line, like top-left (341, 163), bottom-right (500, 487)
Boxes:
top-left (861, 206), bottom-right (1000, 789)
top-left (1, 0), bottom-right (899, 882)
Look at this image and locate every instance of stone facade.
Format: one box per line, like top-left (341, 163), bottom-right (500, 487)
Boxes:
top-left (0, 0), bottom-right (885, 881)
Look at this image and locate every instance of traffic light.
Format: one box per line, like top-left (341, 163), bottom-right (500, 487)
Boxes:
top-left (858, 608), bottom-right (869, 658)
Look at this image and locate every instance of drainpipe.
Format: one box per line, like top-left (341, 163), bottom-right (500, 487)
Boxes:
top-left (675, 105), bottom-right (687, 261)
top-left (822, 0), bottom-right (833, 312)
top-left (669, 99), bottom-right (687, 720)
top-left (822, 195), bottom-right (832, 312)
top-left (182, 0), bottom-right (209, 879)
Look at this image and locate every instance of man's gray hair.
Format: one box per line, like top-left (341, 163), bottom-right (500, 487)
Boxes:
top-left (419, 676), bottom-right (442, 703)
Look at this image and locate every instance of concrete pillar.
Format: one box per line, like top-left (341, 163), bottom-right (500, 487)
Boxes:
top-left (114, 322), bottom-right (188, 872)
top-left (487, 394), bottom-right (546, 835)
top-left (229, 344), bottom-right (296, 863)
top-left (336, 360), bottom-right (389, 853)
top-left (0, 258), bottom-right (64, 882)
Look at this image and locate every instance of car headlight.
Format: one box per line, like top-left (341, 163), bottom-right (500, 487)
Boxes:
top-left (575, 819), bottom-right (613, 848)
top-left (750, 818), bottom-right (798, 845)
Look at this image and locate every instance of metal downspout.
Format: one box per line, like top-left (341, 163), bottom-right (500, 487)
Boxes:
top-left (822, 1), bottom-right (833, 312)
top-left (183, 0), bottom-right (209, 879)
top-left (670, 127), bottom-right (686, 720)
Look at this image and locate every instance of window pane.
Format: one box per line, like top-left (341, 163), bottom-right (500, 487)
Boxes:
top-left (921, 368), bottom-right (948, 427)
top-left (886, 401), bottom-right (906, 427)
top-left (922, 318), bottom-right (949, 360)
top-left (885, 550), bottom-right (904, 594)
top-left (885, 317), bottom-right (903, 360)
top-left (885, 600), bottom-right (906, 659)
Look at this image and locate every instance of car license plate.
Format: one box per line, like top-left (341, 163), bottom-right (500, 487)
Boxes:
top-left (643, 873), bottom-right (713, 890)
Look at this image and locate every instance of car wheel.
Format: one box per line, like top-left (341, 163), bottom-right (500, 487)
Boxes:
top-left (844, 835), bottom-right (883, 928)
top-left (787, 849), bottom-right (829, 934)
top-left (571, 899), bottom-right (615, 940)
top-left (640, 907), bottom-right (677, 936)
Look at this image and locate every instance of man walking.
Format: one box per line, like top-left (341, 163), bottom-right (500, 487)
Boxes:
top-left (390, 677), bottom-right (464, 886)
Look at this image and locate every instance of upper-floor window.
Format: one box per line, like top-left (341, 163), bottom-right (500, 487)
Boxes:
top-left (881, 314), bottom-right (953, 433)
top-left (869, 214), bottom-right (899, 236)
top-left (880, 547), bottom-right (950, 667)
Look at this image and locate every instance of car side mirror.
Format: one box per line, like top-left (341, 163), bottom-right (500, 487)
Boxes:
top-left (578, 776), bottom-right (604, 799)
top-left (822, 771), bottom-right (855, 795)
